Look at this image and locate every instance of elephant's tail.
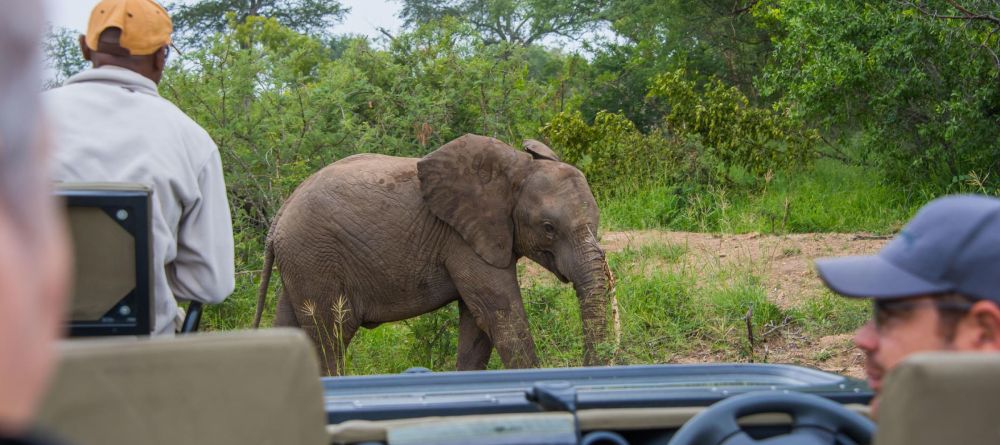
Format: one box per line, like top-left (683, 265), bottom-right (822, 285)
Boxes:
top-left (253, 238), bottom-right (275, 329)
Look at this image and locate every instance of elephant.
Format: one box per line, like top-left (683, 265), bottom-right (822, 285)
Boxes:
top-left (253, 134), bottom-right (611, 375)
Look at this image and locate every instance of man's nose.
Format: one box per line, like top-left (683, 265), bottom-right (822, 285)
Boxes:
top-left (853, 319), bottom-right (878, 352)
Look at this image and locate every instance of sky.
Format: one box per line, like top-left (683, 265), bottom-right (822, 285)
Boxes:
top-left (44, 0), bottom-right (403, 38)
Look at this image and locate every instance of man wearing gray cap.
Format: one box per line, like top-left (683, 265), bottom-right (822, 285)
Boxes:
top-left (816, 194), bottom-right (1000, 417)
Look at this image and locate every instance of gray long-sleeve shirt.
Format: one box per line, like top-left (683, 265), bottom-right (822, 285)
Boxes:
top-left (45, 66), bottom-right (235, 335)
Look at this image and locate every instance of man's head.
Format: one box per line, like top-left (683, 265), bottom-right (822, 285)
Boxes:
top-left (0, 0), bottom-right (72, 435)
top-left (78, 0), bottom-right (173, 83)
top-left (816, 195), bottom-right (1000, 415)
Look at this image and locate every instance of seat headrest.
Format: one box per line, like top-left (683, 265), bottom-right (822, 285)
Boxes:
top-left (37, 329), bottom-right (328, 445)
top-left (875, 351), bottom-right (1000, 445)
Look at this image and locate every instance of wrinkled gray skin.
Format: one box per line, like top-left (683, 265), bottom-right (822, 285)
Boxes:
top-left (254, 134), bottom-right (608, 375)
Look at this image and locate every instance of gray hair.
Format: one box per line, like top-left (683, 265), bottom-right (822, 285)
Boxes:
top-left (0, 1), bottom-right (46, 228)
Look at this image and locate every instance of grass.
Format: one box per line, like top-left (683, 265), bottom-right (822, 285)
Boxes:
top-left (789, 291), bottom-right (871, 336)
top-left (204, 157), bottom-right (900, 375)
top-left (601, 159), bottom-right (919, 234)
top-left (611, 242), bottom-right (688, 265)
top-left (210, 241), bottom-right (868, 375)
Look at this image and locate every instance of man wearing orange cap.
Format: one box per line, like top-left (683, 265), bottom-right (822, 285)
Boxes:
top-left (45, 0), bottom-right (235, 336)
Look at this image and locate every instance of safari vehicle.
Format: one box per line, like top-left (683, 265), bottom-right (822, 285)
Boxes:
top-left (38, 187), bottom-right (1000, 445)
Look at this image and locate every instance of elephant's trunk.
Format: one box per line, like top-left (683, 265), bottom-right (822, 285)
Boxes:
top-left (570, 226), bottom-right (612, 366)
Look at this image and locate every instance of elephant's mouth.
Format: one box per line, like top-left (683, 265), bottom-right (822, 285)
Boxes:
top-left (541, 250), bottom-right (569, 283)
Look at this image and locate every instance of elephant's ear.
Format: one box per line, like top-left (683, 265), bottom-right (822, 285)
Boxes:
top-left (418, 134), bottom-right (523, 268)
top-left (523, 139), bottom-right (560, 162)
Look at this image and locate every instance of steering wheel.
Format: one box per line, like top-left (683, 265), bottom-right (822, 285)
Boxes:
top-left (667, 391), bottom-right (875, 445)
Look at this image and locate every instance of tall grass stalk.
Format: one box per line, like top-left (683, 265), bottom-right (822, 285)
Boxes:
top-left (300, 296), bottom-right (352, 376)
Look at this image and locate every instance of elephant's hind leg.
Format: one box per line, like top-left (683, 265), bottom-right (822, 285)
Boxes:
top-left (274, 288), bottom-right (299, 327)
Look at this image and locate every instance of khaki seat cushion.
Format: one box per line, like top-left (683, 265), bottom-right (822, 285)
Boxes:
top-left (37, 328), bottom-right (328, 445)
top-left (875, 351), bottom-right (1000, 445)
top-left (65, 206), bottom-right (136, 320)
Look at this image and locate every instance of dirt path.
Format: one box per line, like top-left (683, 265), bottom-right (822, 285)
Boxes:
top-left (520, 230), bottom-right (891, 379)
top-left (599, 231), bottom-right (887, 309)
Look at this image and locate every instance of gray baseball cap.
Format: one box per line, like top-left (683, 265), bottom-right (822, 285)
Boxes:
top-left (816, 195), bottom-right (1000, 301)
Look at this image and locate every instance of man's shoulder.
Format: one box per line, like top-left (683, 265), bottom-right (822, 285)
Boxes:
top-left (44, 71), bottom-right (217, 155)
top-left (41, 81), bottom-right (88, 103)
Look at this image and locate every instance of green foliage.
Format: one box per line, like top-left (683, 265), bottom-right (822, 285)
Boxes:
top-left (577, 0), bottom-right (772, 129)
top-left (601, 159), bottom-right (916, 234)
top-left (545, 69), bottom-right (818, 199)
top-left (397, 0), bottom-right (609, 46)
top-left (729, 159), bottom-right (918, 234)
top-left (163, 16), bottom-right (338, 249)
top-left (649, 69), bottom-right (819, 181)
top-left (44, 26), bottom-right (88, 88)
top-left (576, 44), bottom-right (669, 131)
top-left (167, 0), bottom-right (347, 46)
top-left (608, 0), bottom-right (771, 97)
top-left (704, 279), bottom-right (786, 359)
top-left (401, 303), bottom-right (460, 370)
top-left (544, 109), bottom-right (677, 189)
top-left (759, 0), bottom-right (1000, 190)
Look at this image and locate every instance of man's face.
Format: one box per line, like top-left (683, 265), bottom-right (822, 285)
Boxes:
top-left (853, 295), bottom-right (965, 415)
top-left (854, 297), bottom-right (953, 390)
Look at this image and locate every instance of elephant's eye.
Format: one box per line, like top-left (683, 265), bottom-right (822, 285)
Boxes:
top-left (543, 222), bottom-right (556, 235)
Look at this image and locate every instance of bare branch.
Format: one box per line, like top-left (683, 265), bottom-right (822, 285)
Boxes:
top-left (909, 0), bottom-right (1000, 26)
top-left (905, 0), bottom-right (1000, 71)
top-left (376, 26), bottom-right (396, 42)
top-left (944, 0), bottom-right (1000, 25)
top-left (732, 0), bottom-right (760, 16)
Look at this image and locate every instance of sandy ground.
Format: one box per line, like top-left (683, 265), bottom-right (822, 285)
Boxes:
top-left (519, 230), bottom-right (891, 379)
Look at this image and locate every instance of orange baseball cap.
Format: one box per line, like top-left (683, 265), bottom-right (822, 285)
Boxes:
top-left (86, 0), bottom-right (172, 56)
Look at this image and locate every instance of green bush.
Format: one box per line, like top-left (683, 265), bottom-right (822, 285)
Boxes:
top-left (544, 68), bottom-right (819, 202)
top-left (649, 69), bottom-right (818, 182)
top-left (544, 110), bottom-right (678, 189)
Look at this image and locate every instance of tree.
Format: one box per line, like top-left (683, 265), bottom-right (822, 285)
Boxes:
top-left (44, 26), bottom-right (89, 88)
top-left (396, 0), bottom-right (609, 46)
top-left (903, 0), bottom-right (1000, 72)
top-left (607, 0), bottom-right (770, 96)
top-left (759, 0), bottom-right (1000, 189)
top-left (166, 0), bottom-right (347, 46)
top-left (572, 0), bottom-right (773, 131)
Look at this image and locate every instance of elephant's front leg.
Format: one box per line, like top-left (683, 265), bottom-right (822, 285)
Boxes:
top-left (457, 301), bottom-right (492, 370)
top-left (448, 257), bottom-right (539, 369)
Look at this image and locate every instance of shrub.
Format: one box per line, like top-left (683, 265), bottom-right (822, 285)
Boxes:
top-left (649, 69), bottom-right (818, 182)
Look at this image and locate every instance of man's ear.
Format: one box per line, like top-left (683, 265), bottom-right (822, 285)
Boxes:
top-left (153, 46), bottom-right (166, 72)
top-left (965, 301), bottom-right (1000, 350)
top-left (78, 34), bottom-right (92, 61)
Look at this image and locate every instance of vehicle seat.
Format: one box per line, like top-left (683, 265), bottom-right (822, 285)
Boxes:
top-left (36, 328), bottom-right (328, 445)
top-left (874, 351), bottom-right (1000, 445)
